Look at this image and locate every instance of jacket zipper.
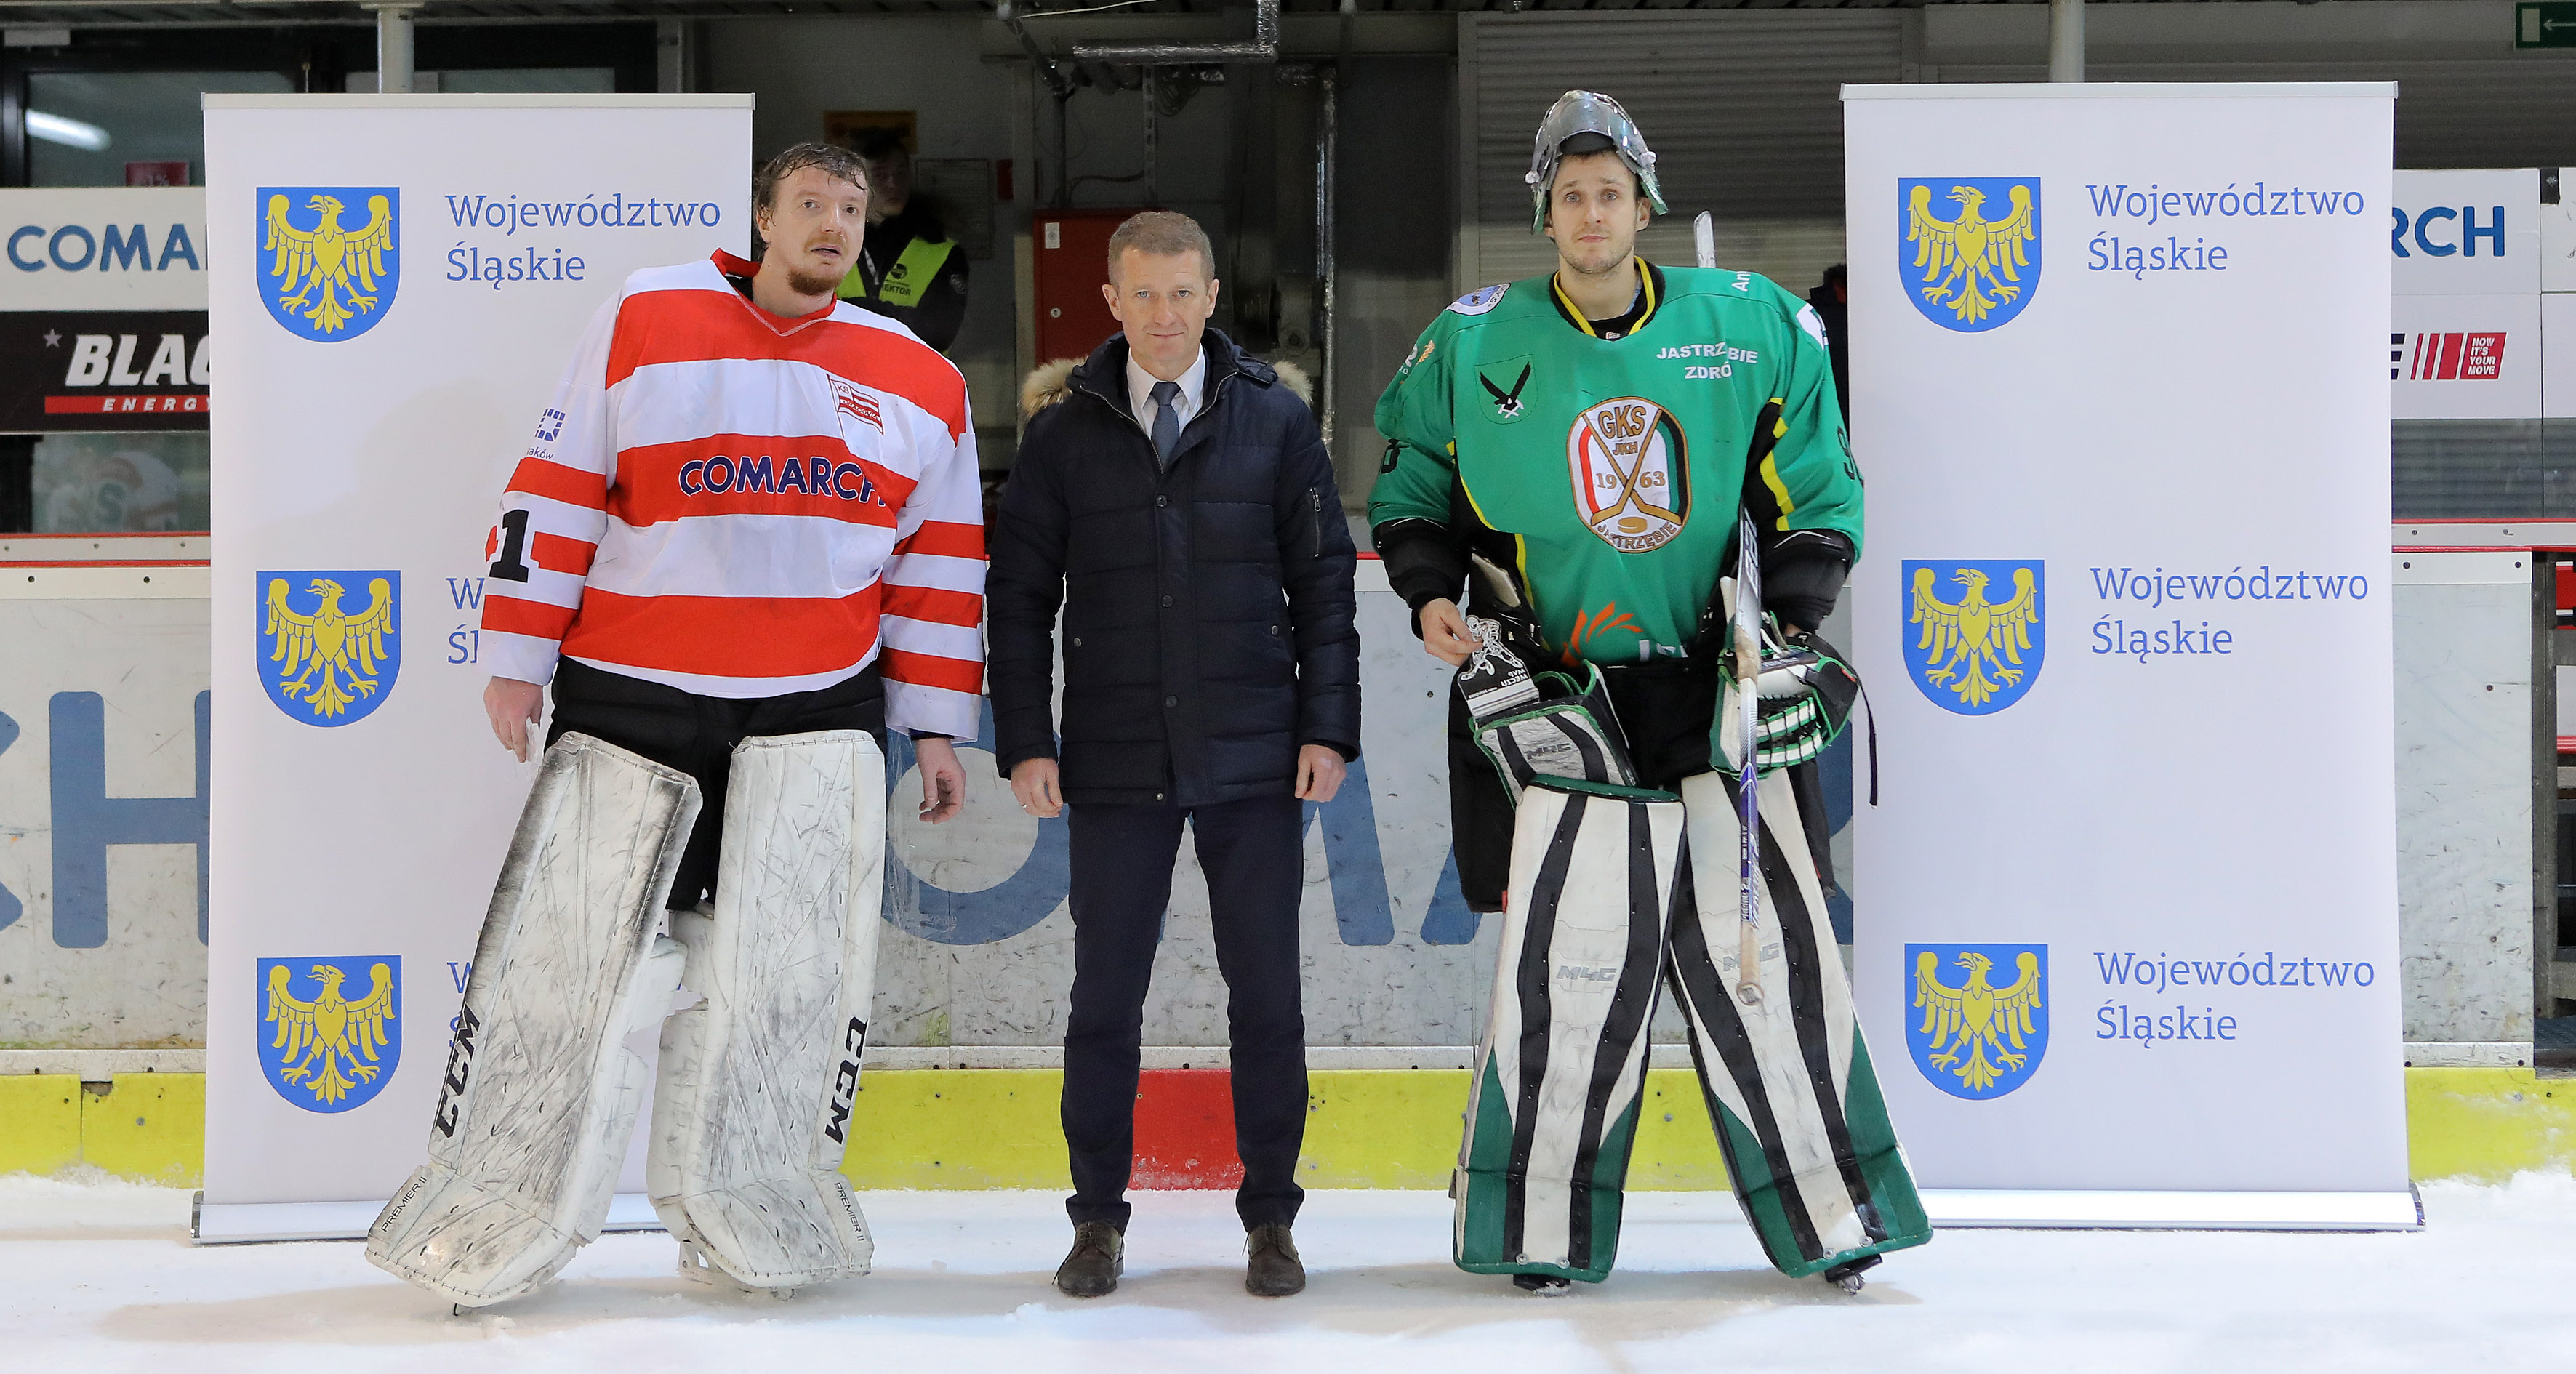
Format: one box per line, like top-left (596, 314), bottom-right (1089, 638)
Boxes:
top-left (1309, 488), bottom-right (1322, 558)
top-left (1073, 367), bottom-right (1245, 467)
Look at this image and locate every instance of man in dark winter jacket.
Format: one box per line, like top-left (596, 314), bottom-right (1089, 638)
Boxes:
top-left (988, 211), bottom-right (1360, 1303)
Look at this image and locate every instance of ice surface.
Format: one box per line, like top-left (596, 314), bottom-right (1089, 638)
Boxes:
top-left (6, 1173), bottom-right (2573, 1373)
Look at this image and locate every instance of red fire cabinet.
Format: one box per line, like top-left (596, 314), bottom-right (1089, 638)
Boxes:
top-left (1032, 209), bottom-right (1148, 366)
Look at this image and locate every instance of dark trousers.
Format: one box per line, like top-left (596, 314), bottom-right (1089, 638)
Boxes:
top-left (1062, 794), bottom-right (1308, 1232)
top-left (546, 658), bottom-right (886, 909)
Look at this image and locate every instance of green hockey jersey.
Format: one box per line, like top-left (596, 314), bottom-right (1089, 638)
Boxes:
top-left (1370, 262), bottom-right (1863, 665)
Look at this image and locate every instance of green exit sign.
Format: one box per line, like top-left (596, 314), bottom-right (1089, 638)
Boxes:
top-left (2519, 2), bottom-right (2576, 47)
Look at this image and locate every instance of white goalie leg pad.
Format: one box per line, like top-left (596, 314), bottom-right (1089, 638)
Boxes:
top-left (1454, 781), bottom-right (1682, 1278)
top-left (366, 734), bottom-right (700, 1307)
top-left (1672, 767), bottom-right (1874, 1259)
top-left (649, 729), bottom-right (884, 1290)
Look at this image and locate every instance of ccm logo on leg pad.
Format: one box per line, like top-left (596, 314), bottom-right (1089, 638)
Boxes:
top-left (433, 1004), bottom-right (481, 1137)
top-left (824, 1016), bottom-right (868, 1144)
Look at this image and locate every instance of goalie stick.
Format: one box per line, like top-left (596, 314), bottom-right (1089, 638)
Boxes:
top-left (1701, 212), bottom-right (1764, 1008)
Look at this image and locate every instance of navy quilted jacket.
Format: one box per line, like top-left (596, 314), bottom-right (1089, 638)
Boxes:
top-left (989, 328), bottom-right (1360, 806)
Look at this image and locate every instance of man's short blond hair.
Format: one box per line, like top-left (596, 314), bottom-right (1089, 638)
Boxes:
top-left (754, 140), bottom-right (870, 214)
top-left (1107, 211), bottom-right (1215, 283)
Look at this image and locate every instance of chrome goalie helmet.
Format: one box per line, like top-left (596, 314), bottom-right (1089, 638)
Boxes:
top-left (1525, 89), bottom-right (1668, 233)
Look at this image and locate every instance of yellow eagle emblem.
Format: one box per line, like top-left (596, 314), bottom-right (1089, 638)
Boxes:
top-left (1906, 183), bottom-right (2037, 326)
top-left (265, 576), bottom-right (396, 719)
top-left (1910, 565), bottom-right (2039, 710)
top-left (262, 192), bottom-right (396, 334)
top-left (265, 962), bottom-right (398, 1107)
top-left (1913, 950), bottom-right (2043, 1095)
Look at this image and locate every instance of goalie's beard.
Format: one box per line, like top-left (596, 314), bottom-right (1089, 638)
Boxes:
top-left (782, 263), bottom-right (845, 299)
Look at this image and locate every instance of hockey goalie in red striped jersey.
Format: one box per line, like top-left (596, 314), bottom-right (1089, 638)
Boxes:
top-left (369, 142), bottom-right (980, 1308)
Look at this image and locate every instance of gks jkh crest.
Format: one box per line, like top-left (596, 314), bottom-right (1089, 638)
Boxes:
top-left (257, 186), bottom-right (399, 341)
top-left (258, 570), bottom-right (400, 725)
top-left (1901, 177), bottom-right (2039, 332)
top-left (258, 956), bottom-right (401, 1112)
top-left (1565, 396), bottom-right (1689, 553)
top-left (1906, 943), bottom-right (2047, 1100)
top-left (1903, 560), bottom-right (2042, 715)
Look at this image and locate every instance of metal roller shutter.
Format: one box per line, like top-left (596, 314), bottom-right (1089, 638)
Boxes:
top-left (1938, 57), bottom-right (2576, 172)
top-left (1460, 9), bottom-right (1901, 287)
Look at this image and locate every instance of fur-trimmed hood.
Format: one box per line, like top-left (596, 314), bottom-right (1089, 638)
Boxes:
top-left (1020, 347), bottom-right (1312, 419)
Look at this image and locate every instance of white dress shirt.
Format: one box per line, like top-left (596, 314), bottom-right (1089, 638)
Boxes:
top-left (1126, 345), bottom-right (1208, 440)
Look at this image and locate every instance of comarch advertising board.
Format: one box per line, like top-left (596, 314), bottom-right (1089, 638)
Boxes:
top-left (0, 188), bottom-right (212, 433)
top-left (199, 95), bottom-right (751, 1234)
top-left (2390, 169), bottom-right (2543, 420)
top-left (1843, 84), bottom-right (2412, 1228)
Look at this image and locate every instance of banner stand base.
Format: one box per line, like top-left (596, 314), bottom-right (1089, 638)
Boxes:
top-left (1922, 1187), bottom-right (2423, 1232)
top-left (192, 1192), bottom-right (665, 1245)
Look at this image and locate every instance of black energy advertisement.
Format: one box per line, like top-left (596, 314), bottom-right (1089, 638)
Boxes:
top-left (0, 310), bottom-right (210, 433)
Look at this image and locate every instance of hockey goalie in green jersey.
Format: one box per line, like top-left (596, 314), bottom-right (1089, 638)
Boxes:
top-left (1371, 89), bottom-right (1928, 1295)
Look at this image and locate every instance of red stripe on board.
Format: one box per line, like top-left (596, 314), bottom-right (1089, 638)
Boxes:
top-left (882, 584), bottom-right (983, 628)
top-left (2437, 332), bottom-right (2465, 381)
top-left (0, 559), bottom-right (206, 568)
top-left (606, 434), bottom-right (910, 528)
top-left (44, 393), bottom-right (208, 414)
top-left (562, 584), bottom-right (882, 678)
top-left (894, 519), bottom-right (984, 561)
top-left (530, 531), bottom-right (596, 577)
top-left (1131, 1069), bottom-right (1245, 1191)
top-left (508, 457), bottom-right (609, 510)
top-left (878, 647), bottom-right (984, 695)
top-left (482, 592), bottom-right (577, 641)
top-left (0, 531), bottom-right (206, 540)
top-left (605, 286), bottom-right (969, 438)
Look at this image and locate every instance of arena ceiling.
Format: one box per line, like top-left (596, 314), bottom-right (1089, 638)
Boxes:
top-left (0, 0), bottom-right (2438, 34)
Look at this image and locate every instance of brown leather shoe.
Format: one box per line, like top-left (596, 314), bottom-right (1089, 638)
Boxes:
top-left (1054, 1221), bottom-right (1124, 1298)
top-left (1244, 1223), bottom-right (1305, 1297)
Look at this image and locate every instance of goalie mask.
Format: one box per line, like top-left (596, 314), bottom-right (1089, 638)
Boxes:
top-left (1526, 89), bottom-right (1669, 233)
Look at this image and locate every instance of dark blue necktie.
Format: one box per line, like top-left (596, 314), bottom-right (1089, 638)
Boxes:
top-left (1150, 379), bottom-right (1181, 466)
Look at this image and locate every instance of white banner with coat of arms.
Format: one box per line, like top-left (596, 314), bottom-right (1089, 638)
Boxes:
top-left (200, 95), bottom-right (751, 1226)
top-left (1842, 84), bottom-right (2412, 1225)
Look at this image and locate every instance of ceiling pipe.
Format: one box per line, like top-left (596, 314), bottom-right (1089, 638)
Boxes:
top-left (1074, 0), bottom-right (1279, 66)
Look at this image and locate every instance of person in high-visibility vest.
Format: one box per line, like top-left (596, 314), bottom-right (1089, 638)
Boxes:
top-left (838, 129), bottom-right (971, 353)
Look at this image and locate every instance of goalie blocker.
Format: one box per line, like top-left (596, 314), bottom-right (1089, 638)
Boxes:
top-left (1450, 608), bottom-right (1928, 1287)
top-left (369, 730), bottom-right (886, 1306)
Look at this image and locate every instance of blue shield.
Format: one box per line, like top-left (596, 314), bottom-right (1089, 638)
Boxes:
top-left (257, 956), bottom-right (401, 1113)
top-left (256, 570), bottom-right (401, 726)
top-left (255, 187), bottom-right (400, 341)
top-left (1901, 559), bottom-right (2043, 715)
top-left (1905, 943), bottom-right (2047, 1101)
top-left (1898, 177), bottom-right (2040, 332)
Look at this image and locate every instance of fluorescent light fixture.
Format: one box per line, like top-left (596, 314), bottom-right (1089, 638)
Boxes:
top-left (26, 110), bottom-right (110, 152)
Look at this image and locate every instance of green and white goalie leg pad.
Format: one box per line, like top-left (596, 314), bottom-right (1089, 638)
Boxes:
top-left (366, 734), bottom-right (701, 1307)
top-left (1664, 766), bottom-right (1930, 1281)
top-left (1455, 779), bottom-right (1682, 1284)
top-left (649, 730), bottom-right (884, 1292)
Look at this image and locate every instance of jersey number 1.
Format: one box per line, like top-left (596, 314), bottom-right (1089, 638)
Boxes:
top-left (489, 508), bottom-right (534, 583)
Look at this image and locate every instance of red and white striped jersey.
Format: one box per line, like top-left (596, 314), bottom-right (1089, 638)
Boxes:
top-left (478, 251), bottom-right (985, 739)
